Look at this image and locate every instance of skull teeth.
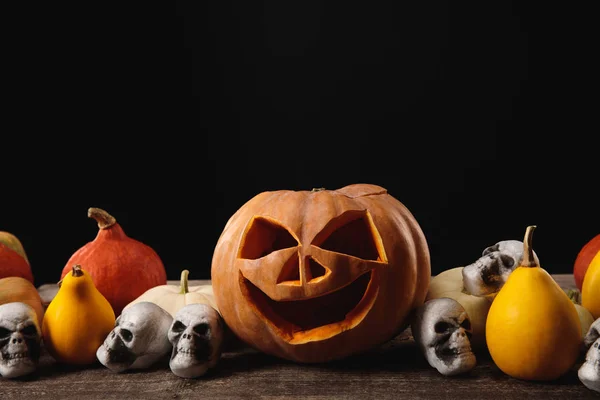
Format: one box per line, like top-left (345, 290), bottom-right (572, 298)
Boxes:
top-left (1, 351), bottom-right (29, 360)
top-left (441, 347), bottom-right (471, 356)
top-left (176, 348), bottom-right (195, 356)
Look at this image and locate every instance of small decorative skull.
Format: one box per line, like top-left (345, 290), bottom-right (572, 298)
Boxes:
top-left (0, 302), bottom-right (41, 379)
top-left (96, 301), bottom-right (173, 373)
top-left (462, 240), bottom-right (540, 296)
top-left (579, 318), bottom-right (600, 393)
top-left (168, 303), bottom-right (224, 379)
top-left (412, 297), bottom-right (476, 376)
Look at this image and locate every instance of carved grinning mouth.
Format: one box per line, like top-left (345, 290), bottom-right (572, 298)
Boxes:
top-left (240, 269), bottom-right (378, 344)
top-left (237, 211), bottom-right (386, 345)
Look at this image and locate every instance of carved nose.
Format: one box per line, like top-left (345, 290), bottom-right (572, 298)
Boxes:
top-left (182, 333), bottom-right (192, 340)
top-left (12, 338), bottom-right (22, 344)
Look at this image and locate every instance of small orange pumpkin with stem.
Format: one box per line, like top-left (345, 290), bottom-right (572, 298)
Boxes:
top-left (60, 208), bottom-right (167, 316)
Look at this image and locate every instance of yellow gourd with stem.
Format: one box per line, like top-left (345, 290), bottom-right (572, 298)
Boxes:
top-left (42, 264), bottom-right (116, 365)
top-left (581, 251), bottom-right (600, 319)
top-left (486, 225), bottom-right (581, 381)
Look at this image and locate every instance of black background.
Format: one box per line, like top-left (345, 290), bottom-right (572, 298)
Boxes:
top-left (2, 2), bottom-right (597, 287)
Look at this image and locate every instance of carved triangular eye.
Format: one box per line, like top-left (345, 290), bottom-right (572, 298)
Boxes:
top-left (312, 210), bottom-right (386, 262)
top-left (239, 216), bottom-right (298, 260)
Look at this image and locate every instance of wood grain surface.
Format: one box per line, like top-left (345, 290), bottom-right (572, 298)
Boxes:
top-left (1, 275), bottom-right (598, 399)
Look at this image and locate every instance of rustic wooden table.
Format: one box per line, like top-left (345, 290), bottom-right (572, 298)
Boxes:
top-left (1, 275), bottom-right (598, 399)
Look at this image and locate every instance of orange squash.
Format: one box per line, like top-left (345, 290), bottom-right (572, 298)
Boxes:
top-left (573, 233), bottom-right (600, 290)
top-left (0, 231), bottom-right (33, 283)
top-left (60, 207), bottom-right (167, 316)
top-left (211, 184), bottom-right (431, 363)
top-left (0, 276), bottom-right (45, 326)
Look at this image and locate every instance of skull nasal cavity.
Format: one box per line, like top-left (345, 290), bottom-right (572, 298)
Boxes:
top-left (240, 217), bottom-right (298, 260)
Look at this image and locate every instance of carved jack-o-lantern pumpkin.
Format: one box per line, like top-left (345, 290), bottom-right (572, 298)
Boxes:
top-left (211, 184), bottom-right (430, 363)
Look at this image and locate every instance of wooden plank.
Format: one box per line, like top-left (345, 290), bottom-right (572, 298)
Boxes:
top-left (2, 274), bottom-right (596, 399)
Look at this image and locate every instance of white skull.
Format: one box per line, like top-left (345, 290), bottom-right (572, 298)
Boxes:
top-left (96, 302), bottom-right (173, 372)
top-left (0, 302), bottom-right (41, 379)
top-left (412, 297), bottom-right (476, 376)
top-left (579, 318), bottom-right (600, 393)
top-left (462, 240), bottom-right (540, 296)
top-left (168, 303), bottom-right (224, 379)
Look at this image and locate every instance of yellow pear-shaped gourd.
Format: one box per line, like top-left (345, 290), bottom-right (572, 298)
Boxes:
top-left (42, 264), bottom-right (115, 365)
top-left (581, 251), bottom-right (600, 319)
top-left (486, 225), bottom-right (581, 381)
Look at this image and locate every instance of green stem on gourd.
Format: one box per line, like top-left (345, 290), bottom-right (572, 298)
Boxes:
top-left (311, 187), bottom-right (326, 192)
top-left (179, 270), bottom-right (190, 294)
top-left (72, 264), bottom-right (84, 277)
top-left (88, 207), bottom-right (117, 230)
top-left (521, 225), bottom-right (538, 268)
top-left (566, 288), bottom-right (582, 305)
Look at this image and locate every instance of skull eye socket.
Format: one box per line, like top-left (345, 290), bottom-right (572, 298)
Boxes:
top-left (20, 325), bottom-right (37, 336)
top-left (595, 343), bottom-right (599, 348)
top-left (498, 254), bottom-right (515, 269)
top-left (193, 323), bottom-right (210, 336)
top-left (120, 329), bottom-right (133, 342)
top-left (172, 321), bottom-right (186, 333)
top-left (0, 327), bottom-right (10, 338)
top-left (434, 321), bottom-right (452, 334)
top-left (460, 319), bottom-right (471, 331)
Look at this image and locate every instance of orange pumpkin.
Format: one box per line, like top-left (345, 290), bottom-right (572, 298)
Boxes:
top-left (211, 184), bottom-right (431, 363)
top-left (573, 233), bottom-right (600, 290)
top-left (0, 232), bottom-right (33, 283)
top-left (0, 276), bottom-right (45, 326)
top-left (60, 207), bottom-right (167, 316)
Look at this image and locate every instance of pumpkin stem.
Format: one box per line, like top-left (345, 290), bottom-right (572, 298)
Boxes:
top-left (179, 269), bottom-right (189, 294)
top-left (311, 187), bottom-right (326, 192)
top-left (72, 264), bottom-right (84, 277)
top-left (521, 225), bottom-right (537, 268)
top-left (566, 288), bottom-right (582, 305)
top-left (88, 207), bottom-right (117, 230)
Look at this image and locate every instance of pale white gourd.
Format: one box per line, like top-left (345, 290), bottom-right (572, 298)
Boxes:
top-left (123, 270), bottom-right (217, 317)
top-left (567, 289), bottom-right (595, 340)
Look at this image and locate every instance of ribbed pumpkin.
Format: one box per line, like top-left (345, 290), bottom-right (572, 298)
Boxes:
top-left (60, 208), bottom-right (167, 316)
top-left (0, 231), bottom-right (33, 283)
top-left (211, 184), bottom-right (431, 363)
top-left (0, 276), bottom-right (45, 326)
